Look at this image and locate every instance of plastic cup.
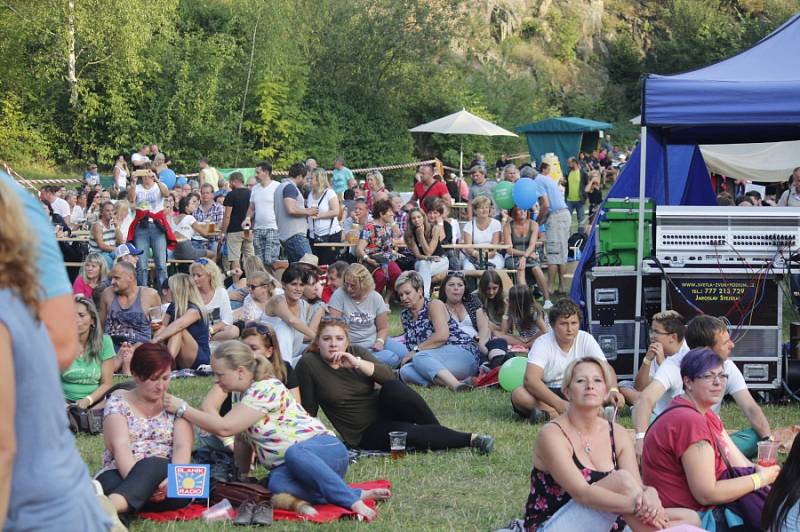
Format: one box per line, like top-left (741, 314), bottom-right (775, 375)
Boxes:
top-left (757, 440), bottom-right (780, 467)
top-left (203, 498), bottom-right (234, 522)
top-left (389, 431), bottom-right (407, 460)
top-left (147, 306), bottom-right (164, 332)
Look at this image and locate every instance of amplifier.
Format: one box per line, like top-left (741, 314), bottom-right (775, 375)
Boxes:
top-left (655, 206), bottom-right (800, 266)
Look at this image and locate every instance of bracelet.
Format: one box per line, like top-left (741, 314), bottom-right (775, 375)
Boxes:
top-left (209, 325), bottom-right (215, 336)
top-left (751, 472), bottom-right (762, 491)
top-left (84, 395), bottom-right (94, 407)
top-left (641, 357), bottom-right (652, 366)
top-left (610, 387), bottom-right (619, 393)
top-left (634, 432), bottom-right (646, 440)
top-left (375, 338), bottom-right (385, 345)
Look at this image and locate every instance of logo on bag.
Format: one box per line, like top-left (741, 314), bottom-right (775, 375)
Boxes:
top-left (167, 464), bottom-right (210, 498)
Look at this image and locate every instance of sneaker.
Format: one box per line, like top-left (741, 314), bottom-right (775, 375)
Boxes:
top-left (471, 434), bottom-right (495, 455)
top-left (93, 482), bottom-right (128, 532)
top-left (234, 500), bottom-right (256, 526)
top-left (529, 408), bottom-right (550, 424)
top-left (543, 299), bottom-right (553, 310)
top-left (251, 502), bottom-right (274, 526)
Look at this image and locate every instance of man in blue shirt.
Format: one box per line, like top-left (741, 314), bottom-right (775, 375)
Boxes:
top-left (533, 162), bottom-right (572, 294)
top-left (332, 156), bottom-right (353, 196)
top-left (84, 163), bottom-right (100, 187)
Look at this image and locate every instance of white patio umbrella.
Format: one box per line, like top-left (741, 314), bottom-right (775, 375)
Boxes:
top-left (409, 108), bottom-right (518, 176)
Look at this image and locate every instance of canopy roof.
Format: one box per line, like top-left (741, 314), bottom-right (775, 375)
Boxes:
top-left (515, 117), bottom-right (612, 134)
top-left (642, 12), bottom-right (800, 142)
top-left (409, 109), bottom-right (517, 137)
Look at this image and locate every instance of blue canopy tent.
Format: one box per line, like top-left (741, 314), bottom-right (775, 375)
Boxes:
top-left (515, 117), bottom-right (612, 168)
top-left (576, 11), bottom-right (800, 354)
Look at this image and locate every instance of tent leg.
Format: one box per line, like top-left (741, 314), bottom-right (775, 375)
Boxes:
top-left (633, 127), bottom-right (648, 368)
top-left (460, 139), bottom-right (463, 178)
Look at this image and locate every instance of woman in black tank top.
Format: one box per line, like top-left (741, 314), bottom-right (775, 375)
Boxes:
top-left (524, 357), bottom-right (700, 531)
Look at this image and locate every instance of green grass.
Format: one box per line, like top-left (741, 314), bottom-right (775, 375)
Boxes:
top-left (76, 374), bottom-right (800, 531)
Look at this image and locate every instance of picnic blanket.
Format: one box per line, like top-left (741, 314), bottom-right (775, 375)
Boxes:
top-left (139, 479), bottom-right (391, 524)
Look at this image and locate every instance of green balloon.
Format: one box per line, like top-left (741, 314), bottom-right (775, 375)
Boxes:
top-left (498, 356), bottom-right (527, 392)
top-left (493, 181), bottom-right (515, 210)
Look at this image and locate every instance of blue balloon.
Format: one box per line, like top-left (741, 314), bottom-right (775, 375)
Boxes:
top-left (176, 176), bottom-right (188, 187)
top-left (512, 177), bottom-right (539, 210)
top-left (159, 170), bottom-right (177, 190)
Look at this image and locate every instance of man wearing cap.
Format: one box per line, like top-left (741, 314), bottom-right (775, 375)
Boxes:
top-left (534, 162), bottom-right (572, 294)
top-left (99, 261), bottom-right (161, 355)
top-left (467, 165), bottom-right (496, 219)
top-left (84, 163), bottom-right (100, 187)
top-left (274, 162), bottom-right (316, 263)
top-left (405, 163), bottom-right (452, 213)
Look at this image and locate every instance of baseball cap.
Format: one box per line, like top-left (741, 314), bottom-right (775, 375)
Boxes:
top-left (214, 189), bottom-right (228, 199)
top-left (116, 243), bottom-right (144, 257)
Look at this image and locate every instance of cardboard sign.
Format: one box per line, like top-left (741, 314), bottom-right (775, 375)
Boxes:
top-left (167, 464), bottom-right (210, 499)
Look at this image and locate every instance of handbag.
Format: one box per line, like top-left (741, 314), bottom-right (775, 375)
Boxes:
top-left (211, 479), bottom-right (272, 507)
top-left (67, 405), bottom-right (104, 434)
top-left (310, 190), bottom-right (336, 243)
top-left (712, 436), bottom-right (770, 531)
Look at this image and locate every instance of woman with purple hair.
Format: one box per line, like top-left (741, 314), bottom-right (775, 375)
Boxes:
top-left (642, 347), bottom-right (781, 526)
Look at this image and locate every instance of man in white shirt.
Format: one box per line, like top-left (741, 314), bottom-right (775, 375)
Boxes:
top-left (633, 314), bottom-right (772, 459)
top-left (131, 145), bottom-right (150, 168)
top-left (511, 299), bottom-right (625, 422)
top-left (45, 186), bottom-right (72, 223)
top-left (244, 161), bottom-right (281, 266)
top-left (619, 310), bottom-right (689, 406)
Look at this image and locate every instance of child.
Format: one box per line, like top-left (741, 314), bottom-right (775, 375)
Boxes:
top-left (502, 285), bottom-right (547, 349)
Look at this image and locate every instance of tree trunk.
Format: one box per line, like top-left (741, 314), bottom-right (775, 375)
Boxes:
top-left (67, 0), bottom-right (78, 107)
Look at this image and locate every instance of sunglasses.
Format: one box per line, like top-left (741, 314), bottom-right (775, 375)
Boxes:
top-left (244, 322), bottom-right (272, 335)
top-left (194, 258), bottom-right (210, 265)
top-left (447, 271), bottom-right (465, 279)
top-left (320, 316), bottom-right (348, 325)
top-left (248, 284), bottom-right (267, 290)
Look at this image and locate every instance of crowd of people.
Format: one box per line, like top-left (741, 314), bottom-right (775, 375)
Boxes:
top-left (3, 143), bottom-right (800, 532)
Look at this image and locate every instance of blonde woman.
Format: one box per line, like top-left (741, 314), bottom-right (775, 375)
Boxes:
top-left (463, 195), bottom-right (504, 271)
top-left (164, 340), bottom-right (388, 521)
top-left (189, 259), bottom-right (239, 342)
top-left (365, 170), bottom-right (388, 210)
top-left (306, 168), bottom-right (342, 265)
top-left (152, 273), bottom-right (210, 369)
top-left (114, 199), bottom-right (134, 246)
top-left (228, 255), bottom-right (272, 309)
top-left (73, 252), bottom-right (109, 299)
top-left (235, 271), bottom-right (277, 323)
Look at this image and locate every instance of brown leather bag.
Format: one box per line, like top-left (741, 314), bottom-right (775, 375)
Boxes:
top-left (210, 480), bottom-right (271, 507)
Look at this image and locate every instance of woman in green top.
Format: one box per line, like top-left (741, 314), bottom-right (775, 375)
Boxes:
top-left (296, 317), bottom-right (494, 454)
top-left (61, 295), bottom-right (123, 409)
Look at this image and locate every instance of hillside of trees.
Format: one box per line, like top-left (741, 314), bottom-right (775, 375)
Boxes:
top-left (0, 0), bottom-right (796, 173)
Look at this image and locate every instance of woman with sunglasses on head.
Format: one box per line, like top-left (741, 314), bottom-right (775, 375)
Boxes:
top-left (165, 340), bottom-right (389, 522)
top-left (297, 317), bottom-right (494, 454)
top-left (263, 265), bottom-right (324, 366)
top-left (328, 263), bottom-right (407, 368)
top-left (438, 271), bottom-right (512, 369)
top-left (642, 348), bottom-right (779, 526)
top-left (151, 273), bottom-right (211, 369)
top-left (190, 259), bottom-right (239, 342)
top-left (396, 271), bottom-right (480, 391)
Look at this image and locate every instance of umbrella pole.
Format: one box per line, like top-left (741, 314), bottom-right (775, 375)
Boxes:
top-left (633, 127), bottom-right (647, 371)
top-left (460, 139), bottom-right (463, 178)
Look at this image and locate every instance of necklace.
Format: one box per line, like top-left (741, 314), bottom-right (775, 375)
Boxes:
top-left (576, 429), bottom-right (592, 455)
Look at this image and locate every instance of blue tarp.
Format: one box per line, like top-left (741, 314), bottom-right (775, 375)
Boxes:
top-left (568, 134), bottom-right (717, 308)
top-left (515, 117), bottom-right (613, 169)
top-left (643, 12), bottom-right (800, 142)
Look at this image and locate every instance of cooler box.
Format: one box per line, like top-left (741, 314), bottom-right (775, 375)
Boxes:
top-left (596, 198), bottom-right (654, 267)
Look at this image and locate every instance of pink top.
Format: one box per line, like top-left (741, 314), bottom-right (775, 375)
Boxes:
top-left (72, 276), bottom-right (95, 299)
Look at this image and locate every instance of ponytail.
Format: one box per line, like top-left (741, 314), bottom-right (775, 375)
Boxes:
top-left (253, 353), bottom-right (275, 381)
top-left (213, 340), bottom-right (276, 382)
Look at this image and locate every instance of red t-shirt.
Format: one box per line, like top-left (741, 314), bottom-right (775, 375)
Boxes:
top-left (322, 283), bottom-right (334, 304)
top-left (413, 180), bottom-right (449, 212)
top-left (641, 396), bottom-right (729, 511)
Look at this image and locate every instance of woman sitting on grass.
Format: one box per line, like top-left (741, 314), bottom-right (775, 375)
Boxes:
top-left (476, 269), bottom-right (507, 335)
top-left (525, 357), bottom-right (699, 531)
top-left (164, 340), bottom-right (390, 521)
top-left (98, 343), bottom-right (194, 519)
top-left (296, 317), bottom-right (494, 454)
top-left (62, 295), bottom-right (125, 410)
top-left (72, 252), bottom-right (109, 300)
top-left (151, 273), bottom-right (210, 369)
top-left (502, 285), bottom-right (548, 351)
top-left (396, 271), bottom-right (480, 391)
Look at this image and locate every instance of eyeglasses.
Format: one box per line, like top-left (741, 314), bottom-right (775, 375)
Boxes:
top-left (649, 329), bottom-right (670, 337)
top-left (320, 316), bottom-right (348, 325)
top-left (194, 258), bottom-right (210, 265)
top-left (247, 284), bottom-right (266, 290)
top-left (697, 372), bottom-right (728, 384)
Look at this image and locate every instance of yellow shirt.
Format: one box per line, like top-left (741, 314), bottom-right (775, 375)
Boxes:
top-left (567, 169), bottom-right (581, 202)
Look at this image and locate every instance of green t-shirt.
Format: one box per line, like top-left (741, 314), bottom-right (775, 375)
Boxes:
top-left (567, 169), bottom-right (581, 202)
top-left (61, 334), bottom-right (116, 401)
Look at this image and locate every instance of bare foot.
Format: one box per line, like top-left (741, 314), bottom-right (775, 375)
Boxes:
top-left (361, 488), bottom-right (391, 501)
top-left (350, 500), bottom-right (376, 522)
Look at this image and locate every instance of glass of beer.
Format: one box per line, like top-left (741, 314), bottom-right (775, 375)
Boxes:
top-left (207, 221), bottom-right (216, 234)
top-left (389, 431), bottom-right (407, 460)
top-left (148, 306), bottom-right (164, 333)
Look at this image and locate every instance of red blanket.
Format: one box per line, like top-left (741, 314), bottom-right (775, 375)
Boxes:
top-left (139, 479), bottom-right (391, 524)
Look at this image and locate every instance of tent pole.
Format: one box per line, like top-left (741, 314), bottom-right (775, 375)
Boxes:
top-left (633, 127), bottom-right (648, 369)
top-left (460, 139), bottom-right (464, 178)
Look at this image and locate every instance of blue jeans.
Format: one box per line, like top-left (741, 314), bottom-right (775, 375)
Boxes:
top-left (399, 344), bottom-right (478, 385)
top-left (566, 200), bottom-right (585, 230)
top-left (281, 233), bottom-right (312, 263)
top-left (371, 338), bottom-right (407, 368)
top-left (267, 434), bottom-right (360, 508)
top-left (134, 221), bottom-right (167, 287)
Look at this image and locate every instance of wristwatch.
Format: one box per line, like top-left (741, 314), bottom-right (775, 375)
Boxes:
top-left (634, 432), bottom-right (646, 441)
top-left (412, 346), bottom-right (420, 353)
top-left (175, 401), bottom-right (188, 419)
